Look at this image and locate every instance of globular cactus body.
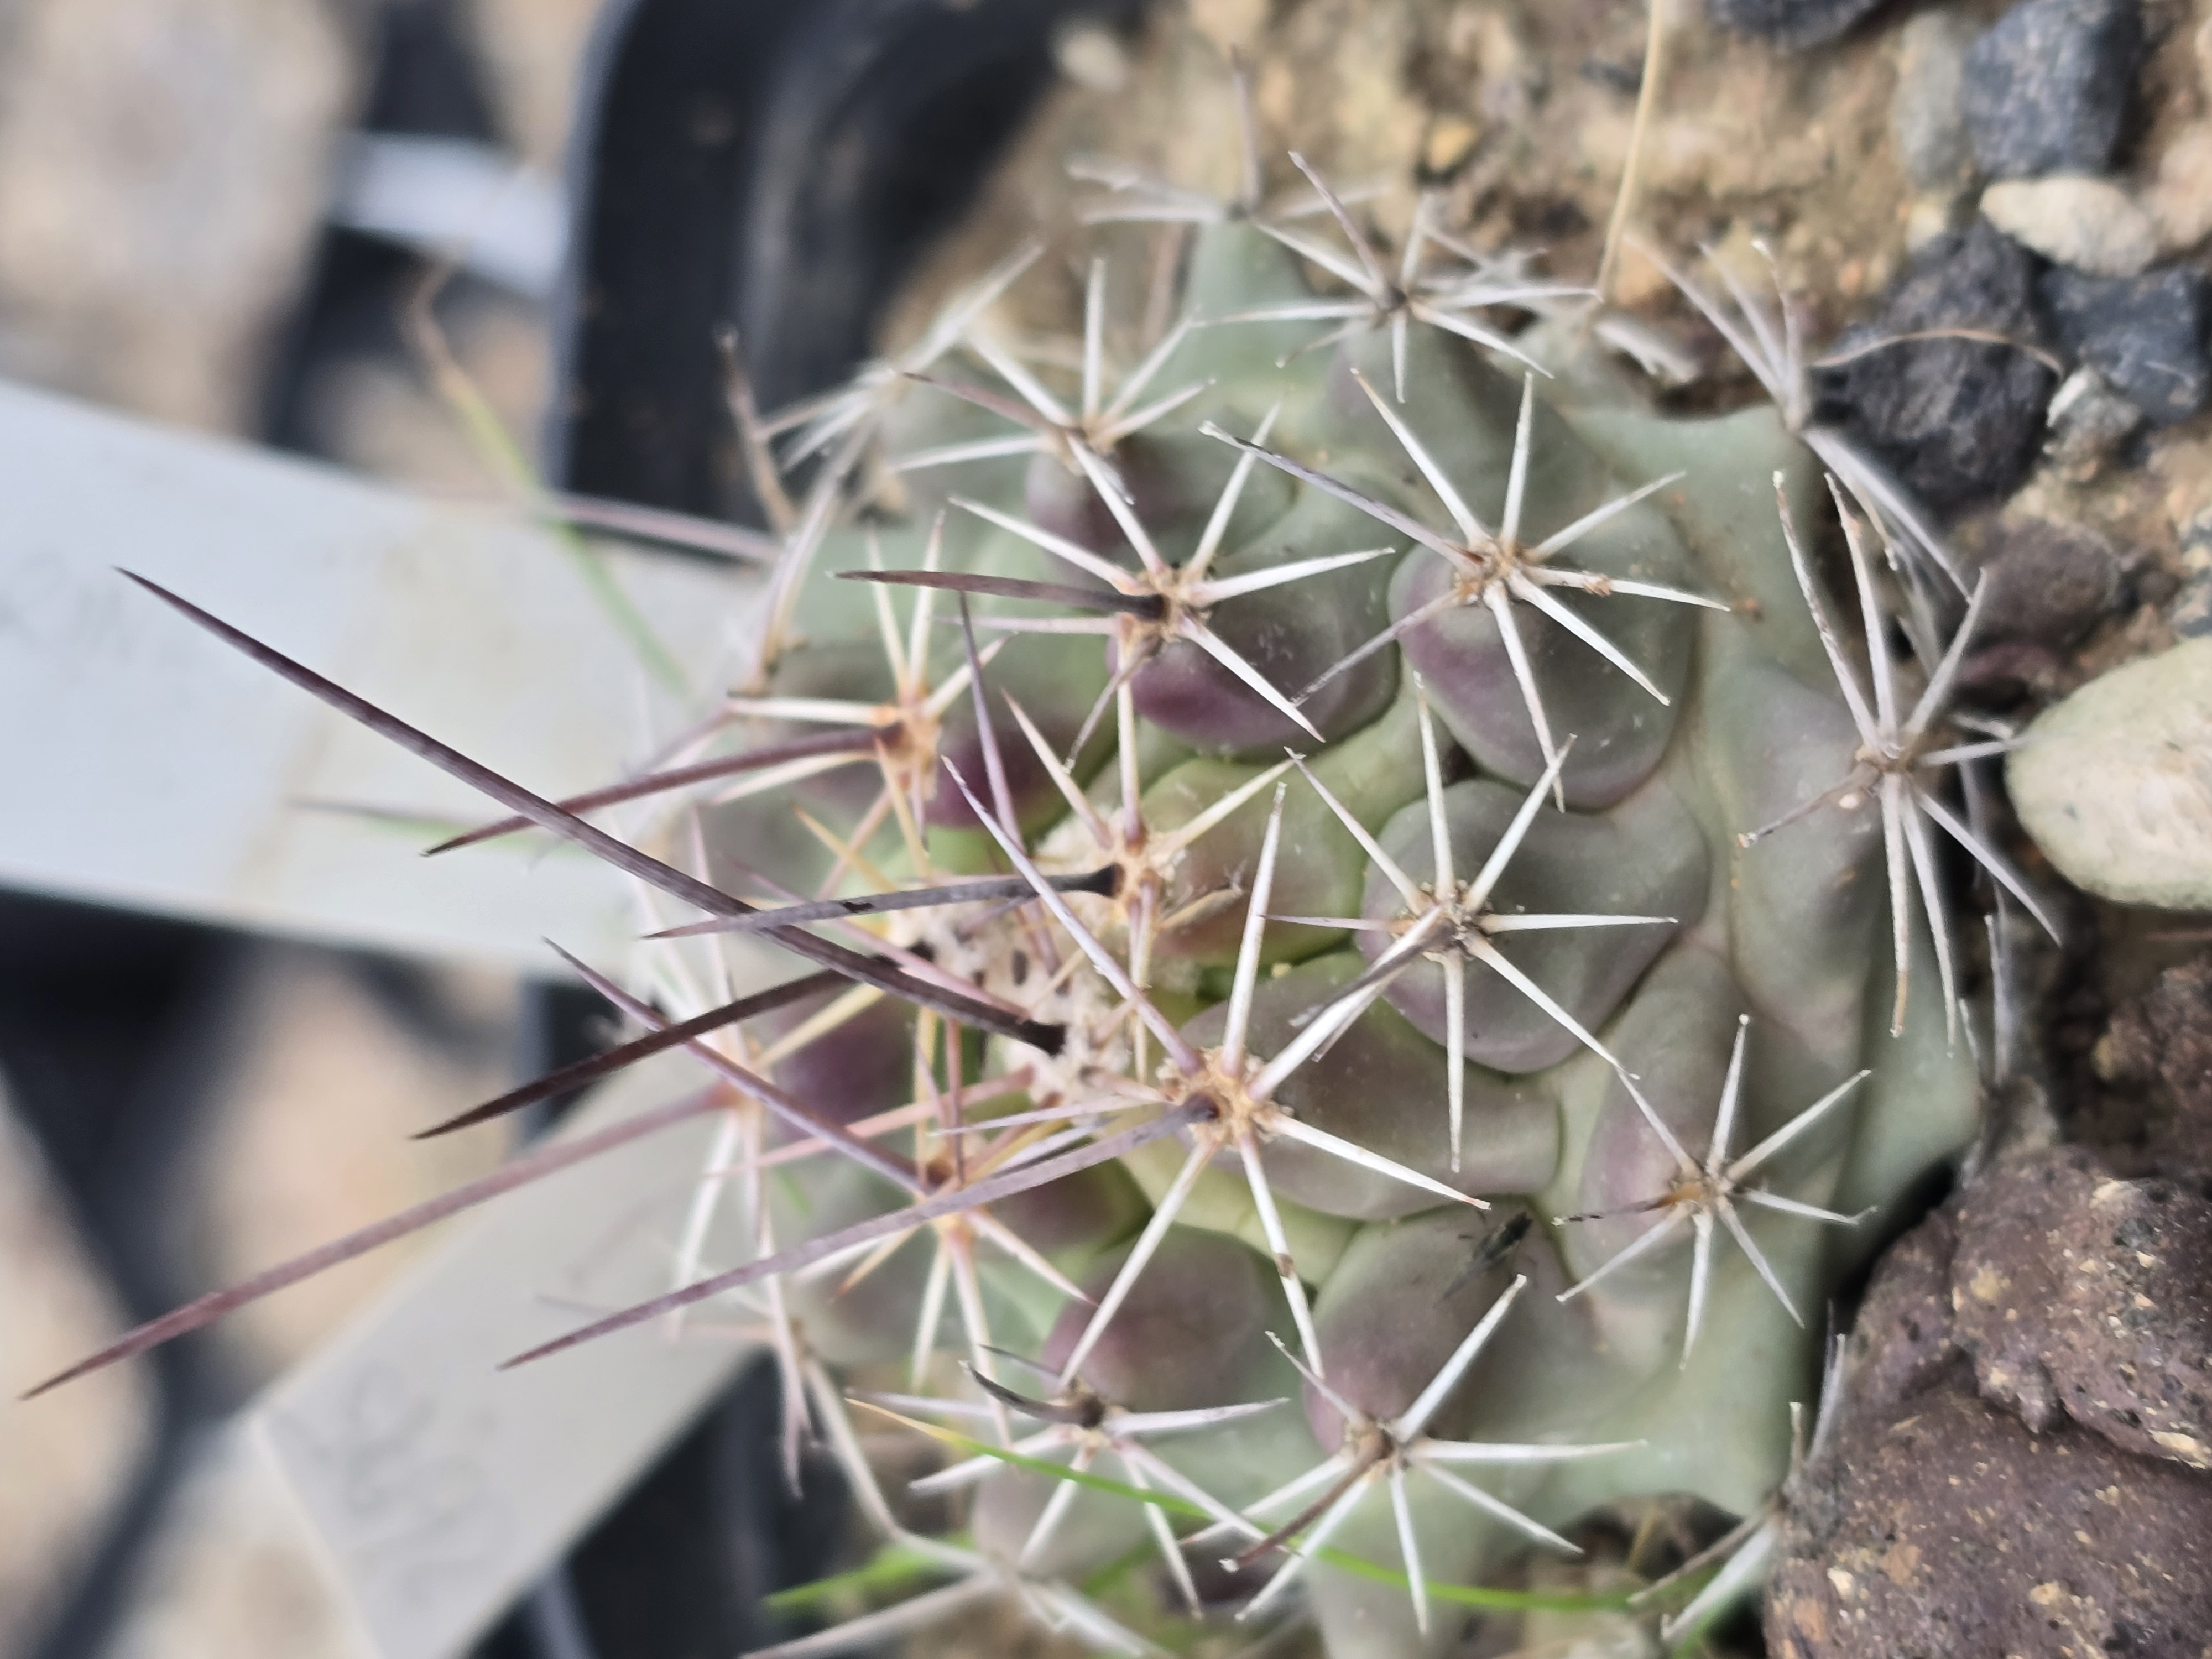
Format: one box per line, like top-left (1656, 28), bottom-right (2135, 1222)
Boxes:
top-left (65, 138), bottom-right (2005, 1659)
top-left (686, 202), bottom-right (1982, 1655)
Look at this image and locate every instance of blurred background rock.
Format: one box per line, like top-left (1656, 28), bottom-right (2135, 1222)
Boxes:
top-left (0, 2), bottom-right (597, 1654)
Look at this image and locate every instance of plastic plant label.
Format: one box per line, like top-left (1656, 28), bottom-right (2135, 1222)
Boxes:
top-left (253, 1053), bottom-right (750, 1659)
top-left (0, 378), bottom-right (751, 971)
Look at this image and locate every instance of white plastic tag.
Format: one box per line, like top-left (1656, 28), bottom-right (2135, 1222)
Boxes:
top-left (0, 379), bottom-right (749, 971)
top-left (253, 1053), bottom-right (750, 1659)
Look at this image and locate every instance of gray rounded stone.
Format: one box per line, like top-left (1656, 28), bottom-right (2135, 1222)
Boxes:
top-left (2008, 637), bottom-right (2212, 909)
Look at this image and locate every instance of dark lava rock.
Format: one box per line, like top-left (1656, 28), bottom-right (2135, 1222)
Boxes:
top-left (1961, 0), bottom-right (2143, 179)
top-left (1841, 1207), bottom-right (1961, 1411)
top-left (1767, 1174), bottom-right (2212, 1657)
top-left (1707, 0), bottom-right (1886, 49)
top-left (1833, 221), bottom-right (2058, 510)
top-left (2042, 267), bottom-right (2212, 427)
top-left (2096, 953), bottom-right (2212, 1172)
top-left (1951, 1148), bottom-right (2212, 1469)
top-left (1957, 635), bottom-right (2073, 703)
top-left (1768, 1374), bottom-right (2212, 1658)
top-left (1973, 518), bottom-right (2127, 645)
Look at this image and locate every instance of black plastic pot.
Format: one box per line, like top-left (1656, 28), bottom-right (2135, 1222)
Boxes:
top-left (548, 0), bottom-right (1141, 523)
top-left (490, 2), bottom-right (1144, 1655)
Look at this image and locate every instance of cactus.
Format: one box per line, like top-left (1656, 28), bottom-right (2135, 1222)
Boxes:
top-left (37, 76), bottom-right (2065, 1659)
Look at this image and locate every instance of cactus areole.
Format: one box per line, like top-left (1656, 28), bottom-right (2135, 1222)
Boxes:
top-left (54, 134), bottom-right (2011, 1657)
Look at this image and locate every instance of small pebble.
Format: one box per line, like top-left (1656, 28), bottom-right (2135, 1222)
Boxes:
top-left (2098, 953), bottom-right (2212, 1174)
top-left (2172, 518), bottom-right (2212, 639)
top-left (1961, 0), bottom-right (2142, 180)
top-left (1893, 11), bottom-right (1979, 191)
top-left (1052, 23), bottom-right (1130, 93)
top-left (1972, 517), bottom-right (2126, 644)
top-left (2043, 364), bottom-right (2146, 477)
top-left (2039, 265), bottom-right (2212, 425)
top-left (2172, 583), bottom-right (2212, 638)
top-left (1903, 194), bottom-right (1963, 252)
top-left (1707, 0), bottom-right (1885, 49)
top-left (1186, 0), bottom-right (1267, 52)
top-left (1832, 221), bottom-right (2057, 509)
top-left (1958, 636), bottom-right (2072, 702)
top-left (1422, 117), bottom-right (1479, 176)
top-left (1979, 175), bottom-right (2158, 276)
top-left (2009, 636), bottom-right (2212, 911)
top-left (2143, 124), bottom-right (2212, 253)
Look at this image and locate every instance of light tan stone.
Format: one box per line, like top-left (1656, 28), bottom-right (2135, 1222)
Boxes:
top-left (1979, 176), bottom-right (2158, 277)
top-left (1187, 0), bottom-right (1269, 54)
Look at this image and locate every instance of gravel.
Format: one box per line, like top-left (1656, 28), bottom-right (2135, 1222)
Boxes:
top-left (1892, 10), bottom-right (1980, 191)
top-left (1832, 220), bottom-right (2058, 509)
top-left (1972, 517), bottom-right (2127, 645)
top-left (2143, 125), bottom-right (2212, 252)
top-left (1961, 0), bottom-right (2143, 179)
top-left (2176, 518), bottom-right (2212, 639)
top-left (2040, 266), bottom-right (2212, 426)
top-left (0, 0), bottom-right (353, 431)
top-left (2095, 952), bottom-right (2212, 1174)
top-left (2044, 364), bottom-right (2149, 478)
top-left (1707, 0), bottom-right (1887, 50)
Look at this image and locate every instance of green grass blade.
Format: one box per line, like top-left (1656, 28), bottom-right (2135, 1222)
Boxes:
top-left (764, 1538), bottom-right (962, 1615)
top-left (425, 320), bottom-right (691, 698)
top-left (855, 1402), bottom-right (1639, 1615)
